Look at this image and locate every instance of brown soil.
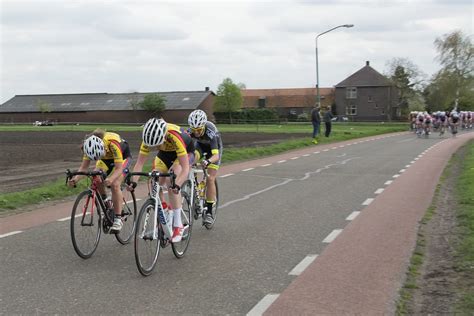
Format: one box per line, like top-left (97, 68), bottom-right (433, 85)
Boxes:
top-left (406, 144), bottom-right (469, 314)
top-left (0, 131), bottom-right (307, 194)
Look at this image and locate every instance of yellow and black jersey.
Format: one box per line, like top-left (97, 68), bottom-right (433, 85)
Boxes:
top-left (83, 132), bottom-right (129, 163)
top-left (139, 124), bottom-right (192, 157)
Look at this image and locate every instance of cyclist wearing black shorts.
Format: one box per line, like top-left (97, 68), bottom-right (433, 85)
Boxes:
top-left (68, 129), bottom-right (132, 232)
top-left (188, 110), bottom-right (223, 225)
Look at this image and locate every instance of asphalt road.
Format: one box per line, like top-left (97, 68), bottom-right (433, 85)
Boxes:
top-left (1, 131), bottom-right (471, 315)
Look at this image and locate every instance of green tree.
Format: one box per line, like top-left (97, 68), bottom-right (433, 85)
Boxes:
top-left (36, 99), bottom-right (52, 120)
top-left (433, 30), bottom-right (473, 110)
top-left (137, 93), bottom-right (166, 116)
top-left (385, 58), bottom-right (426, 117)
top-left (214, 78), bottom-right (243, 123)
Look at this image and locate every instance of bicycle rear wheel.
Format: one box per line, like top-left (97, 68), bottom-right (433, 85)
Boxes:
top-left (134, 199), bottom-right (160, 276)
top-left (172, 192), bottom-right (193, 258)
top-left (204, 180), bottom-right (219, 230)
top-left (70, 190), bottom-right (102, 259)
top-left (115, 187), bottom-right (137, 245)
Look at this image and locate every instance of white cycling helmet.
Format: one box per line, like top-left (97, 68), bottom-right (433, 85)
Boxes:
top-left (142, 118), bottom-right (167, 146)
top-left (83, 135), bottom-right (105, 161)
top-left (188, 110), bottom-right (207, 129)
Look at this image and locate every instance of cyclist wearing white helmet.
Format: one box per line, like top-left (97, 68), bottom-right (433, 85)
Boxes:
top-left (187, 109), bottom-right (223, 226)
top-left (68, 129), bottom-right (132, 232)
top-left (130, 118), bottom-right (195, 243)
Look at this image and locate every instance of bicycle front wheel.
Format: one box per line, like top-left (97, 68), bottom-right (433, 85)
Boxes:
top-left (70, 190), bottom-right (102, 259)
top-left (115, 187), bottom-right (137, 245)
top-left (134, 199), bottom-right (160, 276)
top-left (172, 192), bottom-right (193, 258)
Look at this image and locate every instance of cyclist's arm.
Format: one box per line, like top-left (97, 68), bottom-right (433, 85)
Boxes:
top-left (131, 151), bottom-right (148, 184)
top-left (69, 159), bottom-right (91, 186)
top-left (175, 153), bottom-right (189, 189)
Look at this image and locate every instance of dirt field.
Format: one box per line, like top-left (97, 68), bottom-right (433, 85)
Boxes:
top-left (0, 130), bottom-right (307, 193)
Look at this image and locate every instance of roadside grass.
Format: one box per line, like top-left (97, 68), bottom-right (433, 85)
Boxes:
top-left (396, 141), bottom-right (474, 315)
top-left (454, 141), bottom-right (474, 313)
top-left (0, 123), bottom-right (406, 215)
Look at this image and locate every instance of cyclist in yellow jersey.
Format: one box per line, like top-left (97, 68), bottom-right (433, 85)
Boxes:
top-left (130, 118), bottom-right (195, 243)
top-left (68, 129), bottom-right (132, 232)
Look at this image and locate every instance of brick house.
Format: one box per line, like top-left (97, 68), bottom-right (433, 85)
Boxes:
top-left (335, 61), bottom-right (399, 121)
top-left (0, 89), bottom-right (215, 124)
top-left (241, 87), bottom-right (335, 118)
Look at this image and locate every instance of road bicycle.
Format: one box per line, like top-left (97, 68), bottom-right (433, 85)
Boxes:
top-left (126, 171), bottom-right (192, 276)
top-left (181, 162), bottom-right (219, 230)
top-left (65, 169), bottom-right (137, 259)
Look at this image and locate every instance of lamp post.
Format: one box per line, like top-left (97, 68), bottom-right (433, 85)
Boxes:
top-left (315, 24), bottom-right (354, 108)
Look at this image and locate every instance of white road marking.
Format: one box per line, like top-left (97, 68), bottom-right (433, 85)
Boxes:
top-left (362, 198), bottom-right (374, 205)
top-left (399, 169), bottom-right (406, 173)
top-left (220, 173), bottom-right (234, 178)
top-left (290, 157), bottom-right (299, 160)
top-left (346, 211), bottom-right (360, 221)
top-left (302, 154), bottom-right (310, 157)
top-left (323, 149), bottom-right (329, 152)
top-left (289, 254), bottom-right (318, 275)
top-left (385, 180), bottom-right (393, 185)
top-left (393, 174), bottom-right (400, 178)
top-left (242, 168), bottom-right (254, 172)
top-left (277, 160), bottom-right (286, 163)
top-left (247, 294), bottom-right (280, 316)
top-left (260, 164), bottom-right (272, 167)
top-left (410, 160), bottom-right (415, 164)
top-left (323, 229), bottom-right (343, 243)
top-left (0, 231), bottom-right (23, 238)
top-left (414, 158), bottom-right (419, 161)
top-left (331, 147), bottom-right (338, 149)
top-left (313, 151), bottom-right (320, 154)
top-left (374, 188), bottom-right (384, 194)
top-left (405, 165), bottom-right (411, 168)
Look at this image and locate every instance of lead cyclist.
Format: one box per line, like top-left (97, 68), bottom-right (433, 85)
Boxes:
top-left (187, 110), bottom-right (223, 226)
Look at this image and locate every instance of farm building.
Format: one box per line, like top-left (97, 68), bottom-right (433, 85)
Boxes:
top-left (0, 89), bottom-right (215, 124)
top-left (335, 61), bottom-right (400, 121)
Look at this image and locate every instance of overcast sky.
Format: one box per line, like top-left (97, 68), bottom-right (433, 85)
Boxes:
top-left (0, 0), bottom-right (472, 103)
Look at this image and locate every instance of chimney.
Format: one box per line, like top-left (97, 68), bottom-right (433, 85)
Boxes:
top-left (205, 87), bottom-right (209, 91)
top-left (366, 61), bottom-right (370, 66)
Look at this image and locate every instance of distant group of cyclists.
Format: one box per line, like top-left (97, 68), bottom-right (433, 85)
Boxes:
top-left (67, 110), bottom-right (222, 243)
top-left (409, 110), bottom-right (473, 138)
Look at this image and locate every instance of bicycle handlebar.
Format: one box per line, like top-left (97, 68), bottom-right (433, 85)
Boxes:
top-left (125, 170), bottom-right (176, 187)
top-left (65, 169), bottom-right (107, 187)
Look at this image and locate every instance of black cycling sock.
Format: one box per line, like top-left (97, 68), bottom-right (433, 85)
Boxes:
top-left (206, 202), bottom-right (214, 214)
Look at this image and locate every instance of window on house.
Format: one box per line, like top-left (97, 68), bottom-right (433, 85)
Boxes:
top-left (346, 87), bottom-right (357, 99)
top-left (368, 95), bottom-right (373, 102)
top-left (374, 103), bottom-right (378, 109)
top-left (258, 96), bottom-right (266, 108)
top-left (345, 104), bottom-right (357, 115)
top-left (381, 109), bottom-right (385, 115)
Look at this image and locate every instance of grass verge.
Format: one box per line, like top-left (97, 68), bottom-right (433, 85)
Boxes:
top-left (0, 124), bottom-right (406, 215)
top-left (396, 140), bottom-right (474, 315)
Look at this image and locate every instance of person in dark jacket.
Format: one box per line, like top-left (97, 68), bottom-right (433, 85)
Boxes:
top-left (323, 107), bottom-right (334, 137)
top-left (310, 106), bottom-right (321, 144)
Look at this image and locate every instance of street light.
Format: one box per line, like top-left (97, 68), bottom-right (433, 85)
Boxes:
top-left (315, 24), bottom-right (354, 108)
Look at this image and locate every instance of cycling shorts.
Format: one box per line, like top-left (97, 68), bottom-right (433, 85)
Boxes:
top-left (153, 140), bottom-right (195, 173)
top-left (96, 141), bottom-right (132, 177)
top-left (195, 143), bottom-right (222, 170)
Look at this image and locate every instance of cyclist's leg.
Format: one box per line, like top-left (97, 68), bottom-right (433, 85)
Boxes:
top-left (95, 160), bottom-right (110, 197)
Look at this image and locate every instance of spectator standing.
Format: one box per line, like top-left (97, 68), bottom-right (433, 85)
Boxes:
top-left (310, 106), bottom-right (321, 144)
top-left (323, 106), bottom-right (334, 137)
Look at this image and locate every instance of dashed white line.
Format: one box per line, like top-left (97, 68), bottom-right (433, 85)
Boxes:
top-left (393, 174), bottom-right (400, 178)
top-left (331, 147), bottom-right (338, 149)
top-left (260, 164), bottom-right (272, 167)
top-left (278, 160), bottom-right (286, 163)
top-left (220, 173), bottom-right (234, 178)
top-left (346, 211), bottom-right (360, 221)
top-left (323, 149), bottom-right (329, 152)
top-left (410, 160), bottom-right (415, 164)
top-left (362, 198), bottom-right (374, 205)
top-left (0, 231), bottom-right (23, 238)
top-left (385, 180), bottom-right (393, 185)
top-left (242, 168), bottom-right (254, 172)
top-left (313, 151), bottom-right (320, 154)
top-left (302, 154), bottom-right (310, 157)
top-left (399, 169), bottom-right (406, 173)
top-left (290, 157), bottom-right (299, 160)
top-left (323, 229), bottom-right (343, 243)
top-left (289, 254), bottom-right (318, 276)
top-left (405, 165), bottom-right (411, 168)
top-left (247, 294), bottom-right (280, 316)
top-left (374, 188), bottom-right (384, 194)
